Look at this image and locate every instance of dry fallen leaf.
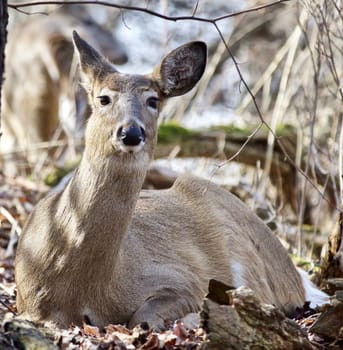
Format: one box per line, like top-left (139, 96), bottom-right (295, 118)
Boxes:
top-left (173, 320), bottom-right (187, 344)
top-left (82, 323), bottom-right (101, 338)
top-left (105, 324), bottom-right (131, 335)
top-left (139, 333), bottom-right (160, 350)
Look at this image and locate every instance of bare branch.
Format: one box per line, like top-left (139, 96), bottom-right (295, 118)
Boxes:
top-left (8, 0), bottom-right (291, 23)
top-left (191, 0), bottom-right (200, 17)
top-left (215, 123), bottom-right (264, 169)
top-left (213, 11), bottom-right (338, 215)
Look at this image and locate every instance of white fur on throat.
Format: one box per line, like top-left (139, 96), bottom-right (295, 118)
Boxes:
top-left (297, 268), bottom-right (329, 308)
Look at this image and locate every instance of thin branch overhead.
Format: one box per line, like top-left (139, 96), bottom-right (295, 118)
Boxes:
top-left (8, 0), bottom-right (291, 22)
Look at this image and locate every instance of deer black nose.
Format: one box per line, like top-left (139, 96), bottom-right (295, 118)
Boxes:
top-left (117, 125), bottom-right (146, 146)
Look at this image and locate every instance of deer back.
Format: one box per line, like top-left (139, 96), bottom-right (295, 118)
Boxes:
top-left (123, 174), bottom-right (306, 327)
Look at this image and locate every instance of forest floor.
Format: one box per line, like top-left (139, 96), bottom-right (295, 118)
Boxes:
top-left (0, 173), bottom-right (341, 350)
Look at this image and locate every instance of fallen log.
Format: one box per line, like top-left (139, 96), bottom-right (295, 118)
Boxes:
top-left (200, 283), bottom-right (319, 350)
top-left (2, 314), bottom-right (57, 350)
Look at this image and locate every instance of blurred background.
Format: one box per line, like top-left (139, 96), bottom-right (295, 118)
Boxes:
top-left (1, 0), bottom-right (343, 264)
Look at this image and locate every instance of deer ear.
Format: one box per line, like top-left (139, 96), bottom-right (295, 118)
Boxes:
top-left (72, 30), bottom-right (117, 88)
top-left (153, 41), bottom-right (207, 97)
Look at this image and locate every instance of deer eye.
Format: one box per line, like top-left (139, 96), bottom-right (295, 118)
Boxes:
top-left (146, 96), bottom-right (160, 110)
top-left (97, 95), bottom-right (111, 106)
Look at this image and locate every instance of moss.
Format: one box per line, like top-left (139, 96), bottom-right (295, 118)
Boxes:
top-left (157, 122), bottom-right (199, 144)
top-left (291, 255), bottom-right (322, 274)
top-left (210, 123), bottom-right (296, 138)
top-left (258, 123), bottom-right (296, 137)
top-left (44, 157), bottom-right (80, 187)
top-left (209, 124), bottom-right (253, 138)
top-left (275, 123), bottom-right (296, 137)
top-left (291, 255), bottom-right (312, 270)
top-left (44, 168), bottom-right (70, 187)
top-left (157, 122), bottom-right (296, 144)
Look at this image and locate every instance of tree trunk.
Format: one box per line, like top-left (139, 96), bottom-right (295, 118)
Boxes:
top-left (0, 0), bottom-right (8, 132)
top-left (320, 213), bottom-right (343, 282)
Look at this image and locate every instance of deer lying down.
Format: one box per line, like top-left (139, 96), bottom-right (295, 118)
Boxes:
top-left (15, 31), bottom-right (328, 330)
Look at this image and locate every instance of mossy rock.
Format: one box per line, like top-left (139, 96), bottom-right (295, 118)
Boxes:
top-left (157, 122), bottom-right (199, 144)
top-left (209, 124), bottom-right (253, 138)
top-left (44, 157), bottom-right (81, 187)
top-left (157, 122), bottom-right (296, 145)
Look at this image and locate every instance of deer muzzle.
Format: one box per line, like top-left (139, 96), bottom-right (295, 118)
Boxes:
top-left (116, 123), bottom-right (146, 152)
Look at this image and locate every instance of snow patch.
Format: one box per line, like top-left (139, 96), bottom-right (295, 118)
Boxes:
top-left (231, 259), bottom-right (245, 288)
top-left (297, 268), bottom-right (329, 308)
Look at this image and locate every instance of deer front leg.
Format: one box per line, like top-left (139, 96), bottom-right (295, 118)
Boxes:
top-left (128, 290), bottom-right (201, 330)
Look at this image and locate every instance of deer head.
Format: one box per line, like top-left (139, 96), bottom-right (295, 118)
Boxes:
top-left (72, 31), bottom-right (206, 168)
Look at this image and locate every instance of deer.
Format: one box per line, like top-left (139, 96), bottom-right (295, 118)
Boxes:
top-left (15, 31), bottom-right (328, 330)
top-left (1, 5), bottom-right (127, 176)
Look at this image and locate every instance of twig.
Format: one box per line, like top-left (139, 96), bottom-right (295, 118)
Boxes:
top-left (8, 0), bottom-right (291, 23)
top-left (191, 0), bottom-right (200, 17)
top-left (0, 139), bottom-right (81, 156)
top-left (0, 206), bottom-right (22, 236)
top-left (210, 19), bottom-right (335, 213)
top-left (0, 299), bottom-right (16, 316)
top-left (260, 13), bottom-right (304, 197)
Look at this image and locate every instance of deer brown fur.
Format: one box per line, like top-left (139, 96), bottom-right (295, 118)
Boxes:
top-left (15, 31), bottom-right (309, 329)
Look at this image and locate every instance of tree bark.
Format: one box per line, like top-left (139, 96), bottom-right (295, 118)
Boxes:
top-left (0, 0), bottom-right (8, 132)
top-left (320, 213), bottom-right (343, 281)
top-left (200, 285), bottom-right (319, 350)
top-left (3, 314), bottom-right (57, 350)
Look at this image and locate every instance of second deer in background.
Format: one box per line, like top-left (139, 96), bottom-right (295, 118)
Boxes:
top-left (0, 5), bottom-right (128, 176)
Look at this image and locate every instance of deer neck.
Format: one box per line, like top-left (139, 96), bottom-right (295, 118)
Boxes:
top-left (61, 152), bottom-right (150, 267)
